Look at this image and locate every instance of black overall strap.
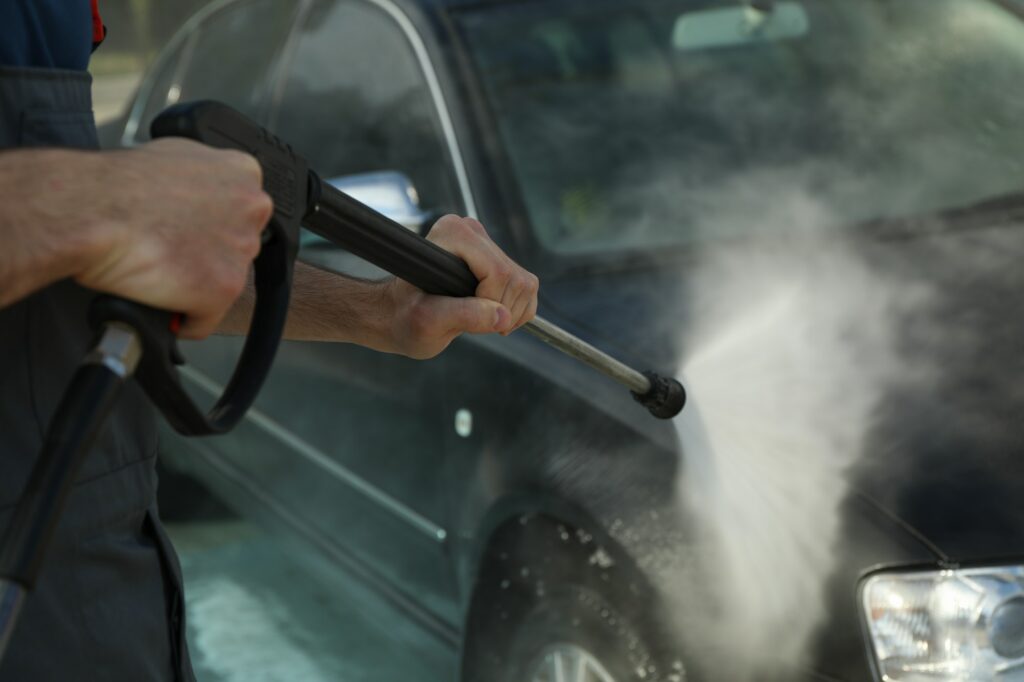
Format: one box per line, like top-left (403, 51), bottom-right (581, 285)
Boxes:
top-left (0, 66), bottom-right (193, 682)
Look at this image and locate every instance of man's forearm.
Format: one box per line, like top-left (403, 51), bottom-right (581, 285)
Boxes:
top-left (0, 149), bottom-right (110, 307)
top-left (219, 260), bottom-right (394, 350)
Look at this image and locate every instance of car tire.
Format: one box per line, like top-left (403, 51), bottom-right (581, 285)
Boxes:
top-left (461, 514), bottom-right (686, 682)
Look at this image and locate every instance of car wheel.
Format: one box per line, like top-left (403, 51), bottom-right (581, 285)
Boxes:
top-left (461, 514), bottom-right (685, 682)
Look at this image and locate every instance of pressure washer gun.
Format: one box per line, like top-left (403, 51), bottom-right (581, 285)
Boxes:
top-left (0, 101), bottom-right (684, 660)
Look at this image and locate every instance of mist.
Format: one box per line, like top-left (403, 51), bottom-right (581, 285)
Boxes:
top-left (653, 182), bottom-right (931, 677)
top-left (472, 0), bottom-right (1024, 677)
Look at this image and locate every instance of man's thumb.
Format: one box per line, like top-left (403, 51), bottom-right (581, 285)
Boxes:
top-left (449, 297), bottom-right (511, 334)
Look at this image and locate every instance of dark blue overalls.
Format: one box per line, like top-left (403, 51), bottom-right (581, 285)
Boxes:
top-left (0, 4), bottom-right (193, 680)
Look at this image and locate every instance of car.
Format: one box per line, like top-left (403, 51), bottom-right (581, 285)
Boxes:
top-left (104, 0), bottom-right (1024, 680)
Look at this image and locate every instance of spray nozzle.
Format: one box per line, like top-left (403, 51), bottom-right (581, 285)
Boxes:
top-left (632, 372), bottom-right (687, 419)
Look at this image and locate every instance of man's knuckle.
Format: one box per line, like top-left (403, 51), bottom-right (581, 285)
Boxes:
top-left (239, 151), bottom-right (263, 179)
top-left (434, 213), bottom-right (459, 229)
top-left (494, 263), bottom-right (513, 280)
top-left (451, 219), bottom-right (476, 238)
top-left (248, 191), bottom-right (274, 220)
top-left (241, 234), bottom-right (261, 259)
top-left (214, 269), bottom-right (245, 300)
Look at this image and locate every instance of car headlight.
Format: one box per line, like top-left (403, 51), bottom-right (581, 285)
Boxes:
top-left (862, 566), bottom-right (1024, 681)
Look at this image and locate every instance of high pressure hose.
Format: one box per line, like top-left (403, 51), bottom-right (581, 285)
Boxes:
top-left (0, 324), bottom-right (140, 658)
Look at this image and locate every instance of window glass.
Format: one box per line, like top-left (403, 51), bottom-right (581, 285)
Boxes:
top-left (132, 40), bottom-right (186, 143)
top-left (135, 0), bottom-right (297, 140)
top-left (460, 0), bottom-right (1024, 253)
top-left (273, 0), bottom-right (462, 215)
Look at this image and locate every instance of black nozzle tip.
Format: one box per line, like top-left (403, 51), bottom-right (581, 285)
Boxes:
top-left (632, 372), bottom-right (686, 420)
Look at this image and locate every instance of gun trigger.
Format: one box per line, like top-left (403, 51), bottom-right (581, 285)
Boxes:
top-left (170, 342), bottom-right (186, 366)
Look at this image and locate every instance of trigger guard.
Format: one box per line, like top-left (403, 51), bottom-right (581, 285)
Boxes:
top-left (88, 217), bottom-right (296, 436)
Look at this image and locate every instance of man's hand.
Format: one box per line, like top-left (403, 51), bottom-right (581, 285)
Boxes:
top-left (76, 139), bottom-right (272, 338)
top-left (0, 140), bottom-right (271, 339)
top-left (226, 215), bottom-right (540, 360)
top-left (380, 215), bottom-right (540, 359)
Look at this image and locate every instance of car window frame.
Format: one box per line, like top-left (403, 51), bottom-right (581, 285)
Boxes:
top-left (267, 0), bottom-right (478, 219)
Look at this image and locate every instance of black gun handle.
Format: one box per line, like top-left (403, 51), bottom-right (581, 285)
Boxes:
top-left (88, 218), bottom-right (293, 436)
top-left (305, 180), bottom-right (480, 298)
top-left (113, 100), bottom-right (310, 436)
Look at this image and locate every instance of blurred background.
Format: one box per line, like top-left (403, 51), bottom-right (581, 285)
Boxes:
top-left (91, 0), bottom-right (209, 123)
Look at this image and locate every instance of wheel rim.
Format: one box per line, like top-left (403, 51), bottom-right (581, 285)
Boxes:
top-left (526, 643), bottom-right (618, 682)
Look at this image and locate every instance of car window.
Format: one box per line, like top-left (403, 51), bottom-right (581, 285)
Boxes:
top-left (459, 0), bottom-right (1024, 253)
top-left (130, 39), bottom-right (187, 144)
top-left (271, 0), bottom-right (462, 216)
top-left (133, 0), bottom-right (298, 141)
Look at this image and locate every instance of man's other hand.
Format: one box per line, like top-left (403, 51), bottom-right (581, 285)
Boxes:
top-left (380, 215), bottom-right (539, 359)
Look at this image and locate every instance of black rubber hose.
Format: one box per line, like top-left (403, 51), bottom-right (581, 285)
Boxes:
top-left (0, 363), bottom-right (124, 588)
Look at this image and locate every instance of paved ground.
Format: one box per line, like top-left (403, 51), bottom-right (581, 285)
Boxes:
top-left (167, 519), bottom-right (457, 681)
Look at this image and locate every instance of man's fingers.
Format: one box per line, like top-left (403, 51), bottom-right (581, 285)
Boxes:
top-left (422, 213), bottom-right (539, 338)
top-left (505, 274), bottom-right (540, 333)
top-left (428, 215), bottom-right (512, 300)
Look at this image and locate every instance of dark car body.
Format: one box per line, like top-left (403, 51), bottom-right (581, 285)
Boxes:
top-left (104, 0), bottom-right (1024, 679)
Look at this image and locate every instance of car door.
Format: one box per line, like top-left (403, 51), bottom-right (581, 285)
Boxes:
top-left (208, 0), bottom-right (468, 627)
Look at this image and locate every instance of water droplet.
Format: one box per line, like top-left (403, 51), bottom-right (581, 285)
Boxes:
top-left (520, 567), bottom-right (530, 578)
top-left (589, 548), bottom-right (615, 568)
top-left (500, 579), bottom-right (510, 590)
top-left (454, 408), bottom-right (473, 437)
top-left (636, 666), bottom-right (648, 678)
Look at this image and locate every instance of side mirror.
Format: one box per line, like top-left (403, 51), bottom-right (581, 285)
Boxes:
top-left (672, 2), bottom-right (809, 52)
top-left (300, 171), bottom-right (432, 250)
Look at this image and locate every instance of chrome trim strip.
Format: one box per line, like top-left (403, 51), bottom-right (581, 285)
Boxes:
top-left (363, 0), bottom-right (479, 218)
top-left (179, 365), bottom-right (448, 542)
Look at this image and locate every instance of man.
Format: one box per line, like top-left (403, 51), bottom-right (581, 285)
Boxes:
top-left (0, 2), bottom-right (538, 679)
